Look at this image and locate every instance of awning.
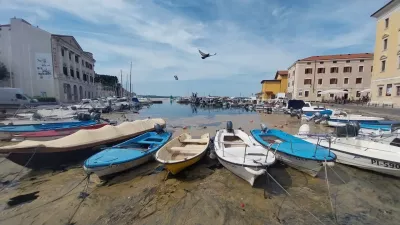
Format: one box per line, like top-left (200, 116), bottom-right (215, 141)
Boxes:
top-left (319, 89), bottom-right (348, 94)
top-left (360, 89), bottom-right (371, 93)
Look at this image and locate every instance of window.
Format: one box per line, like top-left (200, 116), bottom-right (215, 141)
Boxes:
top-left (360, 60), bottom-right (364, 62)
top-left (371, 66), bottom-right (373, 72)
top-left (317, 68), bottom-right (325, 74)
top-left (356, 78), bottom-right (362, 84)
top-left (305, 91), bottom-right (309, 97)
top-left (398, 55), bottom-right (400, 68)
top-left (397, 86), bottom-right (400, 96)
top-left (15, 94), bottom-right (27, 100)
top-left (307, 62), bottom-right (311, 65)
top-left (318, 79), bottom-right (322, 85)
top-left (358, 66), bottom-right (364, 72)
top-left (386, 84), bottom-right (392, 96)
top-left (298, 91), bottom-right (303, 96)
top-left (63, 66), bottom-right (68, 76)
top-left (383, 39), bottom-right (388, 50)
top-left (319, 62), bottom-right (324, 64)
top-left (343, 66), bottom-right (352, 73)
top-left (70, 69), bottom-right (74, 77)
top-left (381, 60), bottom-right (386, 72)
top-left (378, 87), bottom-right (383, 96)
top-left (288, 82), bottom-right (290, 87)
top-left (333, 61), bottom-right (337, 64)
top-left (83, 74), bottom-right (87, 81)
top-left (76, 71), bottom-right (80, 79)
top-left (330, 93), bottom-right (334, 98)
top-left (82, 60), bottom-right (84, 66)
top-left (291, 81), bottom-right (294, 86)
top-left (304, 79), bottom-right (312, 85)
top-left (330, 78), bottom-right (338, 84)
top-left (317, 91), bottom-right (322, 97)
top-left (61, 48), bottom-right (64, 57)
top-left (385, 18), bottom-right (389, 29)
top-left (346, 60), bottom-right (350, 63)
top-left (356, 91), bottom-right (361, 97)
top-left (69, 52), bottom-right (72, 60)
top-left (330, 67), bottom-right (338, 73)
top-left (305, 68), bottom-right (312, 74)
top-left (75, 55), bottom-right (79, 63)
top-left (344, 78), bottom-right (349, 84)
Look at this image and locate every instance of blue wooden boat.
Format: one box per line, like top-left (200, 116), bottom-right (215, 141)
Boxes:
top-left (251, 127), bottom-right (336, 177)
top-left (84, 130), bottom-right (171, 178)
top-left (0, 120), bottom-right (98, 140)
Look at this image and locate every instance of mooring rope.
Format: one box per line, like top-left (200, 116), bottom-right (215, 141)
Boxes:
top-left (265, 171), bottom-right (327, 225)
top-left (324, 160), bottom-right (338, 223)
top-left (0, 147), bottom-right (38, 193)
top-left (328, 165), bottom-right (346, 184)
top-left (0, 153), bottom-right (11, 164)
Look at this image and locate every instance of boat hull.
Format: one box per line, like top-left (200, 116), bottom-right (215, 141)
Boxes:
top-left (164, 150), bottom-right (207, 175)
top-left (275, 151), bottom-right (325, 177)
top-left (217, 157), bottom-right (265, 186)
top-left (84, 154), bottom-right (154, 178)
top-left (331, 149), bottom-right (400, 177)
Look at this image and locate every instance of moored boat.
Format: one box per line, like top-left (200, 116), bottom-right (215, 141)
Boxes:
top-left (84, 127), bottom-right (171, 178)
top-left (251, 124), bottom-right (336, 177)
top-left (11, 123), bottom-right (107, 142)
top-left (155, 133), bottom-right (210, 174)
top-left (297, 124), bottom-right (400, 177)
top-left (0, 120), bottom-right (98, 140)
top-left (0, 118), bottom-right (166, 169)
top-left (214, 122), bottom-right (276, 186)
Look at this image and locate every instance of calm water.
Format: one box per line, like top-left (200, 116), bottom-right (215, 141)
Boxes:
top-left (136, 99), bottom-right (256, 119)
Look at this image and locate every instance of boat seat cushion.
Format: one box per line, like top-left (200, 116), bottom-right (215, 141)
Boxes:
top-left (180, 139), bottom-right (208, 144)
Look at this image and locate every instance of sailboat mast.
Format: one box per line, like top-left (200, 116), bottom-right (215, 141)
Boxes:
top-left (120, 70), bottom-right (123, 97)
top-left (129, 61), bottom-right (132, 97)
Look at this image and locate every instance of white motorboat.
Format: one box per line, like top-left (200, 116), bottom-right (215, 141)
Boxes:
top-left (214, 122), bottom-right (276, 186)
top-left (298, 124), bottom-right (400, 177)
top-left (138, 97), bottom-right (152, 105)
top-left (327, 111), bottom-right (384, 127)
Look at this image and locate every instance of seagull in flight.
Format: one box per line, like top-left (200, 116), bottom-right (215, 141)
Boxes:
top-left (198, 49), bottom-right (217, 59)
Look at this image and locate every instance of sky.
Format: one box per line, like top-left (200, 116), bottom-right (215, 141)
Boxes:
top-left (0, 0), bottom-right (388, 96)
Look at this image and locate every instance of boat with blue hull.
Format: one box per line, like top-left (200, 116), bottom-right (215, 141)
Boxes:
top-left (0, 120), bottom-right (98, 140)
top-left (84, 130), bottom-right (171, 178)
top-left (251, 126), bottom-right (336, 177)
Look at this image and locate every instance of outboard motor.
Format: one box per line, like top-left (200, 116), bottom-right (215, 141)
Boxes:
top-left (76, 113), bottom-right (91, 121)
top-left (154, 124), bottom-right (164, 134)
top-left (70, 106), bottom-right (77, 110)
top-left (260, 123), bottom-right (268, 133)
top-left (90, 112), bottom-right (101, 121)
top-left (31, 112), bottom-right (43, 120)
top-left (298, 124), bottom-right (310, 136)
top-left (335, 122), bottom-right (360, 137)
top-left (226, 121), bottom-right (233, 133)
top-left (266, 107), bottom-right (272, 114)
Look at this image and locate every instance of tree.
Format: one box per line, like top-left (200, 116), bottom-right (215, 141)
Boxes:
top-left (0, 62), bottom-right (10, 81)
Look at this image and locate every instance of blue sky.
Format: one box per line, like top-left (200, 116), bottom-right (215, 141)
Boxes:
top-left (0, 0), bottom-right (388, 96)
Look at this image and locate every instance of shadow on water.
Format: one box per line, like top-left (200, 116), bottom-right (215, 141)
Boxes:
top-left (6, 191), bottom-right (40, 208)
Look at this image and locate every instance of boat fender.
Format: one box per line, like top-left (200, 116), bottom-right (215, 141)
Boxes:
top-left (226, 121), bottom-right (233, 133)
top-left (244, 167), bottom-right (266, 175)
top-left (260, 123), bottom-right (268, 133)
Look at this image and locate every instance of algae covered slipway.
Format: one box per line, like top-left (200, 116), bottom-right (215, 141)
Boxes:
top-left (0, 112), bottom-right (400, 225)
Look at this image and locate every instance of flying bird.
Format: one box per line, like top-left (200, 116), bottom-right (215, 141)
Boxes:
top-left (198, 49), bottom-right (216, 59)
top-left (174, 75), bottom-right (179, 80)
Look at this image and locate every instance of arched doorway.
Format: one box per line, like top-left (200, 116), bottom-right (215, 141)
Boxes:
top-left (65, 84), bottom-right (72, 101)
top-left (343, 89), bottom-right (348, 100)
top-left (79, 86), bottom-right (83, 100)
top-left (73, 85), bottom-right (78, 102)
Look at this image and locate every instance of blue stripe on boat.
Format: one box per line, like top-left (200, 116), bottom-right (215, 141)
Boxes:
top-left (0, 120), bottom-right (98, 132)
top-left (250, 129), bottom-right (336, 161)
top-left (84, 131), bottom-right (171, 168)
top-left (360, 123), bottom-right (391, 131)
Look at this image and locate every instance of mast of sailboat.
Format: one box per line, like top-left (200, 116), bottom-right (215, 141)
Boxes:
top-left (129, 61), bottom-right (132, 97)
top-left (125, 74), bottom-right (129, 97)
top-left (120, 70), bottom-right (123, 97)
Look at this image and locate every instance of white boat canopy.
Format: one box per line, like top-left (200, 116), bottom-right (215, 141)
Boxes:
top-left (360, 89), bottom-right (371, 93)
top-left (320, 89), bottom-right (348, 94)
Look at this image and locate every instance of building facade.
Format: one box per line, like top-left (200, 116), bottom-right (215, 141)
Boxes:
top-left (0, 18), bottom-right (96, 102)
top-left (287, 53), bottom-right (373, 101)
top-left (260, 70), bottom-right (288, 100)
top-left (370, 0), bottom-right (400, 106)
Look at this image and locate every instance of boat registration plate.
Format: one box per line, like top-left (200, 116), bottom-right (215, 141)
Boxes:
top-left (371, 159), bottom-right (400, 169)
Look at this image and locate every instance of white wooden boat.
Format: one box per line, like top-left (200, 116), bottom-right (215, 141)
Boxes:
top-left (298, 124), bottom-right (400, 177)
top-left (214, 122), bottom-right (276, 186)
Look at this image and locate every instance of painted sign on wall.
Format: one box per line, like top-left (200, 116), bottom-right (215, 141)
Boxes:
top-left (35, 53), bottom-right (53, 80)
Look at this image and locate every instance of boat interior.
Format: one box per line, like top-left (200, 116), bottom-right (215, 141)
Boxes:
top-left (161, 133), bottom-right (209, 161)
top-left (222, 135), bottom-right (248, 148)
top-left (260, 135), bottom-right (283, 144)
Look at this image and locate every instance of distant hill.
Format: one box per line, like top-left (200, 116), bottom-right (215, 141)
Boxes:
top-left (138, 95), bottom-right (178, 98)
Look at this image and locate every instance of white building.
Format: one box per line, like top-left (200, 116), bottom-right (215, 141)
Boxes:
top-left (0, 18), bottom-right (96, 102)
